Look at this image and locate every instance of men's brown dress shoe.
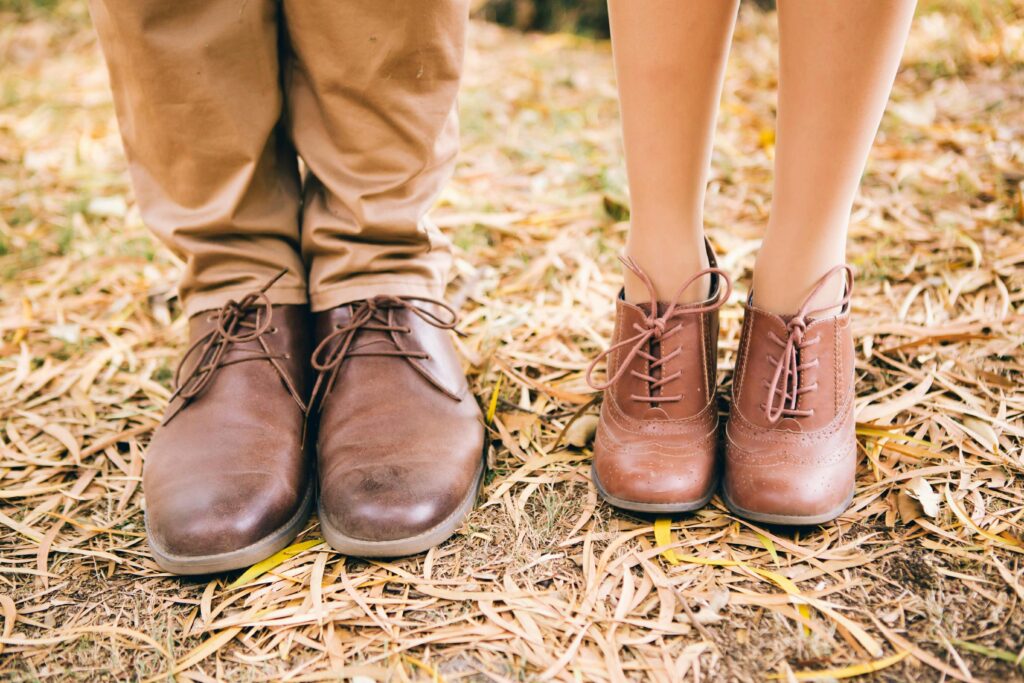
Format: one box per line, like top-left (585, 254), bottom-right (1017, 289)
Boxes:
top-left (311, 296), bottom-right (485, 557)
top-left (724, 265), bottom-right (857, 525)
top-left (586, 245), bottom-right (732, 512)
top-left (145, 275), bottom-right (313, 574)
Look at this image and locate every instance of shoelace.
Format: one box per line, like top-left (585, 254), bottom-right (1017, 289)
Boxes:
top-left (762, 264), bottom-right (854, 422)
top-left (309, 295), bottom-right (461, 408)
top-left (165, 270), bottom-right (306, 423)
top-left (586, 255), bottom-right (731, 405)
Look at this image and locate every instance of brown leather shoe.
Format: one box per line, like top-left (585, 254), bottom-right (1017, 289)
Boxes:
top-left (311, 296), bottom-right (485, 557)
top-left (724, 265), bottom-right (856, 525)
top-left (145, 275), bottom-right (313, 575)
top-left (586, 245), bottom-right (732, 512)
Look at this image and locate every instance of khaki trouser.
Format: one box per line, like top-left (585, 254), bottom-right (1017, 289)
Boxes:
top-left (89, 0), bottom-right (467, 316)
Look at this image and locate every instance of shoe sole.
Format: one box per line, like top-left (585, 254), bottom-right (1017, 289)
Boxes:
top-left (319, 459), bottom-right (485, 558)
top-left (591, 462), bottom-right (716, 514)
top-left (722, 487), bottom-right (854, 526)
top-left (147, 484), bottom-right (315, 576)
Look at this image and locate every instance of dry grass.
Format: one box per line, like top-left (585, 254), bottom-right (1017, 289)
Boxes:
top-left (1, 2), bottom-right (1023, 681)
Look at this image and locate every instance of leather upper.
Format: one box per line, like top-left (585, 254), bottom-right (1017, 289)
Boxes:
top-left (725, 268), bottom-right (857, 519)
top-left (144, 303), bottom-right (311, 557)
top-left (313, 298), bottom-right (484, 542)
top-left (593, 299), bottom-right (722, 504)
top-left (589, 248), bottom-right (730, 506)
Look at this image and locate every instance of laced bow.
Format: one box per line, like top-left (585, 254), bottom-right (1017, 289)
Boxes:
top-left (166, 270), bottom-right (305, 423)
top-left (762, 265), bottom-right (854, 422)
top-left (310, 295), bottom-right (460, 407)
top-left (586, 256), bottom-right (732, 404)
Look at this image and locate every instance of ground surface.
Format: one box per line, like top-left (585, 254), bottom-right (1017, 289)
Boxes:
top-left (1, 2), bottom-right (1023, 681)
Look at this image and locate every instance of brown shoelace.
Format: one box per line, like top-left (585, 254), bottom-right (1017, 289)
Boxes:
top-left (586, 255), bottom-right (731, 405)
top-left (762, 264), bottom-right (854, 422)
top-left (310, 295), bottom-right (461, 407)
top-left (165, 270), bottom-right (306, 423)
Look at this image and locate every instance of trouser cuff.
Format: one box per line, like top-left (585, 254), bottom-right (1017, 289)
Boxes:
top-left (184, 284), bottom-right (309, 319)
top-left (310, 277), bottom-right (447, 312)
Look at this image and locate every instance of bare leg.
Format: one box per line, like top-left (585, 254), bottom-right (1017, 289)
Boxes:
top-left (754, 0), bottom-right (916, 314)
top-left (608, 0), bottom-right (739, 304)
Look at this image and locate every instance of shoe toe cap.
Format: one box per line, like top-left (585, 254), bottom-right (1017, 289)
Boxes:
top-left (146, 472), bottom-right (301, 559)
top-left (724, 448), bottom-right (856, 519)
top-left (593, 441), bottom-right (717, 507)
top-left (320, 461), bottom-right (477, 543)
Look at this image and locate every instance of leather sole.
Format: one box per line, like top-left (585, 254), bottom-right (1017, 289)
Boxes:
top-left (591, 462), bottom-right (716, 513)
top-left (319, 459), bottom-right (485, 558)
top-left (722, 487), bottom-right (854, 526)
top-left (147, 484), bottom-right (315, 576)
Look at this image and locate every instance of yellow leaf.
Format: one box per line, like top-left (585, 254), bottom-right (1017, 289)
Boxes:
top-left (666, 557), bottom-right (882, 653)
top-left (675, 555), bottom-right (811, 633)
top-left (945, 486), bottom-right (1022, 549)
top-left (161, 627), bottom-right (242, 679)
top-left (757, 532), bottom-right (780, 566)
top-left (855, 424), bottom-right (935, 448)
top-left (653, 518), bottom-right (679, 565)
top-left (486, 373), bottom-right (504, 423)
top-left (675, 554), bottom-right (737, 569)
top-left (748, 566), bottom-right (812, 630)
top-left (404, 655), bottom-right (441, 681)
top-left (227, 539), bottom-right (323, 589)
top-left (769, 650), bottom-right (909, 680)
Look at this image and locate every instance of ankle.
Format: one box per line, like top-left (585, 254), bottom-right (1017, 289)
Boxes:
top-left (752, 247), bottom-right (846, 316)
top-left (622, 235), bottom-right (711, 305)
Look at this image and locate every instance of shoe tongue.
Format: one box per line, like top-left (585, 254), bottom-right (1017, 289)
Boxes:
top-left (625, 300), bottom-right (675, 321)
top-left (197, 307), bottom-right (270, 361)
top-left (349, 305), bottom-right (399, 353)
top-left (628, 295), bottom-right (714, 320)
